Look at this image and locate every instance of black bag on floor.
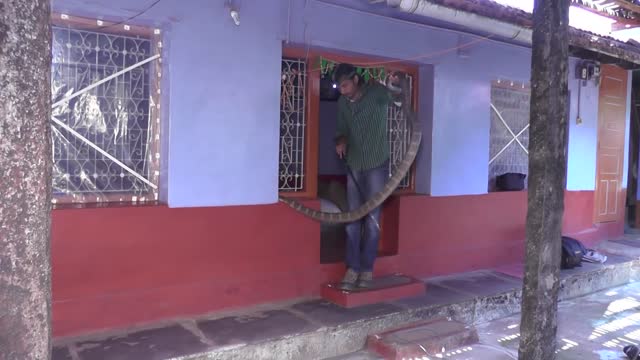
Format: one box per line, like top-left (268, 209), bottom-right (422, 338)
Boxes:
top-left (561, 236), bottom-right (587, 270)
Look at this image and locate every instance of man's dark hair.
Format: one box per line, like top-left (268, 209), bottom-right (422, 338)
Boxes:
top-left (332, 63), bottom-right (357, 83)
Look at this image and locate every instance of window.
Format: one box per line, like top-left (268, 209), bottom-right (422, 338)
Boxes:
top-left (50, 14), bottom-right (162, 204)
top-left (488, 80), bottom-right (530, 191)
top-left (279, 57), bottom-right (307, 192)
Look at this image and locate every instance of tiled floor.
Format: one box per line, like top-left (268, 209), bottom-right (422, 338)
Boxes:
top-left (196, 309), bottom-right (319, 345)
top-left (74, 325), bottom-right (209, 360)
top-left (291, 300), bottom-right (404, 328)
top-left (609, 238), bottom-right (640, 248)
top-left (428, 270), bottom-right (522, 297)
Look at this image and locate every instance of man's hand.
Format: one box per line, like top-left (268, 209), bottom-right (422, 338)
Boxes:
top-left (336, 142), bottom-right (347, 159)
top-left (387, 70), bottom-right (408, 88)
top-left (385, 71), bottom-right (409, 106)
top-left (388, 71), bottom-right (401, 86)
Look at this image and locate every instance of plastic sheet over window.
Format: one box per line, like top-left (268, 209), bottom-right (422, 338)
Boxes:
top-left (50, 25), bottom-right (161, 205)
top-left (488, 80), bottom-right (531, 192)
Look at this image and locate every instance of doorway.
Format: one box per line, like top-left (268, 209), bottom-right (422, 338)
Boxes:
top-left (311, 53), bottom-right (418, 264)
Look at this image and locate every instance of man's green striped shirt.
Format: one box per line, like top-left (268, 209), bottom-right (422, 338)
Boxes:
top-left (336, 82), bottom-right (392, 172)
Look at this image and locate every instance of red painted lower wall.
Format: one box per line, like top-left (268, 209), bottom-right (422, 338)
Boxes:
top-left (51, 190), bottom-right (623, 338)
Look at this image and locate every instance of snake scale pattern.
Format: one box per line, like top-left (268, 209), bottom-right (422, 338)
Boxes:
top-left (278, 73), bottom-right (421, 224)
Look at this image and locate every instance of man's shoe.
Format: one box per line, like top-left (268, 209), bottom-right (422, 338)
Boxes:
top-left (339, 268), bottom-right (359, 291)
top-left (357, 271), bottom-right (373, 288)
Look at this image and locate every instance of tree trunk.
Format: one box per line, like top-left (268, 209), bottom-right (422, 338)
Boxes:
top-left (0, 1), bottom-right (53, 359)
top-left (518, 0), bottom-right (570, 359)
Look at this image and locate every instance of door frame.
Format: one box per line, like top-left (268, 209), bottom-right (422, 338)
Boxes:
top-left (281, 45), bottom-right (419, 198)
top-left (282, 45), bottom-right (420, 261)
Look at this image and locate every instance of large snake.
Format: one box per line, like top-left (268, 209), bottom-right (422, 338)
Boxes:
top-left (278, 72), bottom-right (421, 224)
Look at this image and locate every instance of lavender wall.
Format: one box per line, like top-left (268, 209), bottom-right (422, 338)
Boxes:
top-left (416, 64), bottom-right (434, 195)
top-left (566, 61), bottom-right (601, 192)
top-left (52, 0), bottom-right (629, 205)
top-left (52, 0), bottom-right (287, 207)
top-left (163, 1), bottom-right (286, 207)
top-left (428, 39), bottom-right (531, 196)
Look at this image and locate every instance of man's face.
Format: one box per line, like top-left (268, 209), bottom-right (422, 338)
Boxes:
top-left (337, 76), bottom-right (358, 99)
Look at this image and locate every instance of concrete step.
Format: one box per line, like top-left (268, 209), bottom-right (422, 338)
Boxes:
top-left (366, 318), bottom-right (479, 360)
top-left (52, 252), bottom-right (640, 360)
top-left (338, 345), bottom-right (515, 360)
top-left (321, 274), bottom-right (426, 308)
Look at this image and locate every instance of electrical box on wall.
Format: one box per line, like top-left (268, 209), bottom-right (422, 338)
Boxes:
top-left (576, 62), bottom-right (589, 80)
top-left (592, 63), bottom-right (601, 78)
top-left (574, 60), bottom-right (600, 127)
top-left (575, 60), bottom-right (601, 85)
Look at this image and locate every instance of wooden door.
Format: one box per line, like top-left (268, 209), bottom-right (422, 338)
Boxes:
top-left (594, 64), bottom-right (628, 223)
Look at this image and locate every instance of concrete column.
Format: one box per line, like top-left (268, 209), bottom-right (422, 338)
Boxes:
top-left (0, 1), bottom-right (53, 359)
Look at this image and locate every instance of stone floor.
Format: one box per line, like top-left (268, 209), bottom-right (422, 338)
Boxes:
top-left (51, 238), bottom-right (640, 360)
top-left (53, 270), bottom-right (527, 360)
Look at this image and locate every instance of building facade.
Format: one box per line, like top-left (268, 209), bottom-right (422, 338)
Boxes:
top-left (50, 0), bottom-right (637, 338)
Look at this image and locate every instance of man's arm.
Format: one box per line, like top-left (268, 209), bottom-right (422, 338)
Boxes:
top-left (371, 72), bottom-right (407, 106)
top-left (385, 72), bottom-right (416, 133)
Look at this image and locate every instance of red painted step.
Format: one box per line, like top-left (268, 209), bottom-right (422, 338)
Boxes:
top-left (320, 274), bottom-right (426, 308)
top-left (366, 318), bottom-right (479, 360)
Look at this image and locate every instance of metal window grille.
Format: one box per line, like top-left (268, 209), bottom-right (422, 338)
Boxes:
top-left (386, 74), bottom-right (413, 189)
top-left (50, 25), bottom-right (160, 203)
top-left (279, 57), bottom-right (307, 192)
top-left (488, 82), bottom-right (531, 188)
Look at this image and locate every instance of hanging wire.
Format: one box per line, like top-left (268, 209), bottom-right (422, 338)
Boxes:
top-left (88, 0), bottom-right (162, 31)
top-left (307, 33), bottom-right (495, 76)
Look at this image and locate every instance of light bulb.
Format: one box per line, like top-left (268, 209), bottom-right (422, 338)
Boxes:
top-left (230, 10), bottom-right (240, 26)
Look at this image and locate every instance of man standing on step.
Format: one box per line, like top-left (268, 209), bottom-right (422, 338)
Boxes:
top-left (333, 63), bottom-right (404, 290)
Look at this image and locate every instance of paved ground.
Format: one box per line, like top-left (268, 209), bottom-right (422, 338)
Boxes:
top-left (336, 281), bottom-right (640, 360)
top-left (476, 282), bottom-right (640, 360)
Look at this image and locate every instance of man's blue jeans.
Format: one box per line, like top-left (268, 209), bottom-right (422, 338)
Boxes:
top-left (345, 162), bottom-right (388, 273)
